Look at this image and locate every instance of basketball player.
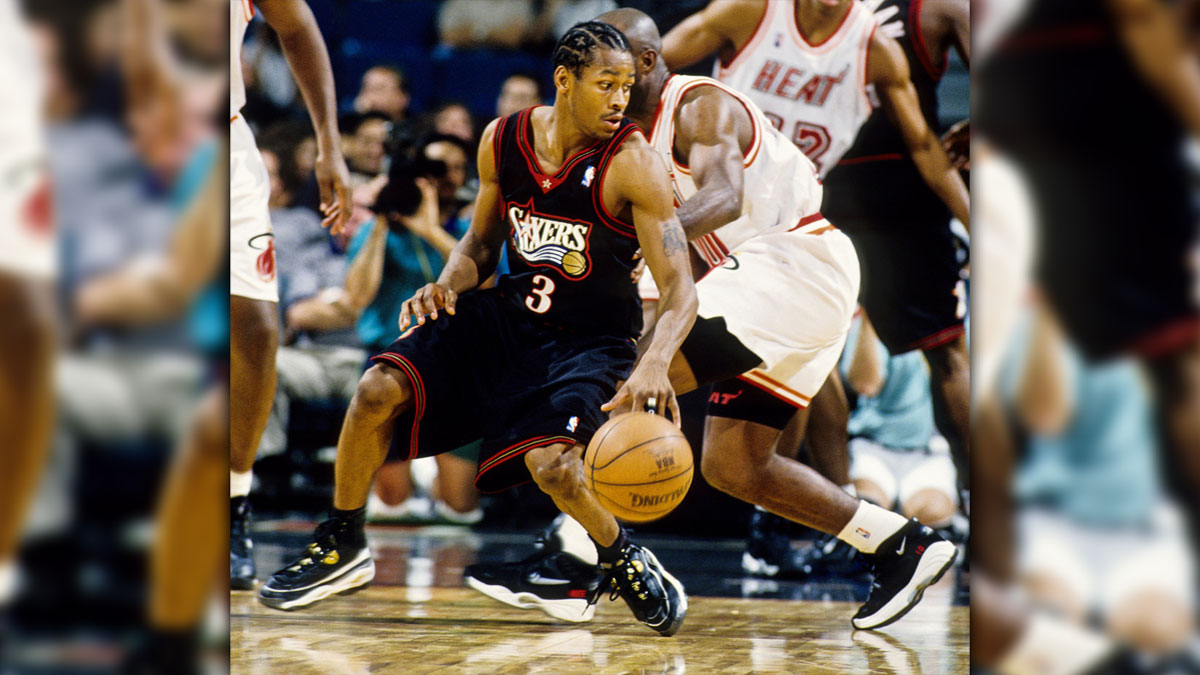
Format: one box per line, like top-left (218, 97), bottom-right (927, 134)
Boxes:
top-left (663, 0), bottom-right (972, 501)
top-left (230, 0), bottom-right (352, 590)
top-left (259, 22), bottom-right (697, 637)
top-left (0, 0), bottom-right (54, 657)
top-left (466, 10), bottom-right (957, 631)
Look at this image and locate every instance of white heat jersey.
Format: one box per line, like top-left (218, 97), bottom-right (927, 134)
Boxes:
top-left (231, 0), bottom-right (254, 117)
top-left (0, 0), bottom-right (53, 279)
top-left (715, 0), bottom-right (876, 177)
top-left (645, 74), bottom-right (824, 268)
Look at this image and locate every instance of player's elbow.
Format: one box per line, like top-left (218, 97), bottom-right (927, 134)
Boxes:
top-left (848, 371), bottom-right (884, 398)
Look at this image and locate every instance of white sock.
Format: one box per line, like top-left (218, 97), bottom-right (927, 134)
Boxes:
top-left (0, 560), bottom-right (17, 606)
top-left (836, 500), bottom-right (909, 554)
top-left (841, 483), bottom-right (858, 499)
top-left (230, 470), bottom-right (253, 499)
top-left (556, 515), bottom-right (599, 565)
top-left (998, 612), bottom-right (1112, 675)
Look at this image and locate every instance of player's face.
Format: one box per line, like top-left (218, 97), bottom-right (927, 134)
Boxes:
top-left (566, 49), bottom-right (636, 139)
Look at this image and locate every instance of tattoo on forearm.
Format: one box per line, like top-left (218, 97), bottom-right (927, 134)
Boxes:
top-left (662, 220), bottom-right (686, 257)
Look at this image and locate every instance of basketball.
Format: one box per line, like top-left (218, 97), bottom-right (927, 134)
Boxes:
top-left (561, 250), bottom-right (587, 276)
top-left (584, 412), bottom-right (694, 523)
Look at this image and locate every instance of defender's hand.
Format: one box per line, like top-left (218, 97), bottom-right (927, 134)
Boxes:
top-left (941, 120), bottom-right (970, 170)
top-left (315, 149), bottom-right (353, 235)
top-left (601, 360), bottom-right (680, 427)
top-left (398, 283), bottom-right (457, 331)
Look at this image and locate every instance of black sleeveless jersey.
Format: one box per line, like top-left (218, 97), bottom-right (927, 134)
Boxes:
top-left (493, 107), bottom-right (644, 339)
top-left (822, 0), bottom-right (951, 227)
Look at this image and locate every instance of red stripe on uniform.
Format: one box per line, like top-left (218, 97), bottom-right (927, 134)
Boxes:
top-left (370, 353), bottom-right (427, 460)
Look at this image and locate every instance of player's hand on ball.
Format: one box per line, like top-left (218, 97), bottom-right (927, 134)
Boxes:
top-left (602, 360), bottom-right (680, 427)
top-left (399, 283), bottom-right (457, 331)
top-left (316, 149), bottom-right (354, 235)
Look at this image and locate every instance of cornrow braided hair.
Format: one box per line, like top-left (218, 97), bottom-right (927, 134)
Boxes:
top-left (552, 21), bottom-right (632, 78)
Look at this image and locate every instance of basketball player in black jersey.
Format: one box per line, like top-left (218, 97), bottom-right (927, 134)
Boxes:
top-left (467, 9), bottom-right (959, 633)
top-left (259, 22), bottom-right (698, 637)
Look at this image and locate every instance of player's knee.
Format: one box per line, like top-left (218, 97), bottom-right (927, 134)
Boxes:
top-left (1107, 590), bottom-right (1194, 653)
top-left (525, 444), bottom-right (582, 497)
top-left (700, 450), bottom-right (756, 500)
top-left (231, 300), bottom-right (278, 357)
top-left (901, 488), bottom-right (955, 528)
top-left (352, 365), bottom-right (411, 418)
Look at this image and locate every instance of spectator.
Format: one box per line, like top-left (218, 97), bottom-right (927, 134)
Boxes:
top-left (422, 133), bottom-right (473, 222)
top-left (240, 21), bottom-right (297, 127)
top-left (495, 72), bottom-right (543, 118)
top-left (438, 0), bottom-right (535, 50)
top-left (841, 313), bottom-right (959, 530)
top-left (431, 101), bottom-right (475, 146)
top-left (340, 111), bottom-right (391, 181)
top-left (353, 64), bottom-right (411, 125)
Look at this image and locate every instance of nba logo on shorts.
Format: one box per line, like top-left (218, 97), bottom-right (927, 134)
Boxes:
top-left (855, 527), bottom-right (871, 539)
top-left (566, 416), bottom-right (579, 432)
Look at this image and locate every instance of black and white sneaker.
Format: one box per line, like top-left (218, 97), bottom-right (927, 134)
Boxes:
top-left (464, 515), bottom-right (601, 622)
top-left (258, 516), bottom-right (374, 611)
top-left (591, 542), bottom-right (687, 637)
top-left (465, 549), bottom-right (601, 622)
top-left (230, 496), bottom-right (255, 590)
top-left (852, 519), bottom-right (958, 630)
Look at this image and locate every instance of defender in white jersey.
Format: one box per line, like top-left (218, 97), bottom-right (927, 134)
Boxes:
top-left (466, 10), bottom-right (958, 632)
top-left (664, 0), bottom-right (968, 222)
top-left (0, 0), bottom-right (55, 634)
top-left (229, 0), bottom-right (351, 592)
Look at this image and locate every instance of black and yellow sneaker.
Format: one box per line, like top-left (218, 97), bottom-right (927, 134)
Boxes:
top-left (258, 515), bottom-right (374, 611)
top-left (851, 519), bottom-right (958, 630)
top-left (230, 496), bottom-right (255, 591)
top-left (590, 542), bottom-right (687, 637)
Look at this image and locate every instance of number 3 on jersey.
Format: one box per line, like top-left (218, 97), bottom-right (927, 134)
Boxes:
top-left (525, 274), bottom-right (555, 313)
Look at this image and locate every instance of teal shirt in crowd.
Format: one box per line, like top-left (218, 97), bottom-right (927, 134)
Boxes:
top-left (1003, 314), bottom-right (1160, 527)
top-left (839, 316), bottom-right (935, 450)
top-left (347, 216), bottom-right (470, 353)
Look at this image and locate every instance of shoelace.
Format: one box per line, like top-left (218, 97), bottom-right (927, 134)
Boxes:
top-left (282, 521), bottom-right (342, 575)
top-left (587, 554), bottom-right (650, 606)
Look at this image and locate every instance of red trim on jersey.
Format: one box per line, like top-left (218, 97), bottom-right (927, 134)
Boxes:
top-left (736, 372), bottom-right (810, 409)
top-left (1129, 315), bottom-right (1200, 360)
top-left (493, 115), bottom-right (508, 221)
top-left (647, 74), bottom-right (675, 143)
top-left (719, 0), bottom-right (772, 72)
top-left (837, 153), bottom-right (905, 165)
top-left (515, 107), bottom-right (605, 194)
top-left (907, 324), bottom-right (966, 352)
top-left (474, 435), bottom-right (577, 493)
top-left (794, 0), bottom-right (856, 49)
top-left (910, 0), bottom-right (948, 80)
top-left (788, 213), bottom-right (825, 231)
top-left (370, 353), bottom-right (426, 461)
top-left (591, 125), bottom-right (641, 237)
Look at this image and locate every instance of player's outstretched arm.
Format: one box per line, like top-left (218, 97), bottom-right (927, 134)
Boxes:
top-left (399, 120), bottom-right (507, 331)
top-left (672, 87), bottom-right (749, 241)
top-left (870, 32), bottom-right (970, 229)
top-left (601, 138), bottom-right (699, 425)
top-left (661, 0), bottom-right (763, 71)
top-left (257, 0), bottom-right (352, 233)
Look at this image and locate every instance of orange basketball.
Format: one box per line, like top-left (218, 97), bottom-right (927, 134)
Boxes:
top-left (584, 412), bottom-right (694, 523)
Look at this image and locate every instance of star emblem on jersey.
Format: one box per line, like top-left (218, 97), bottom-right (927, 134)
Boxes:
top-left (542, 179), bottom-right (552, 189)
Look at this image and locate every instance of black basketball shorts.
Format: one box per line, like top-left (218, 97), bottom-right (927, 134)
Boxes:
top-left (371, 288), bottom-right (636, 493)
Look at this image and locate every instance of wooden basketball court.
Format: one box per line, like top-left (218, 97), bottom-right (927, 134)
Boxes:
top-left (231, 523), bottom-right (968, 673)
